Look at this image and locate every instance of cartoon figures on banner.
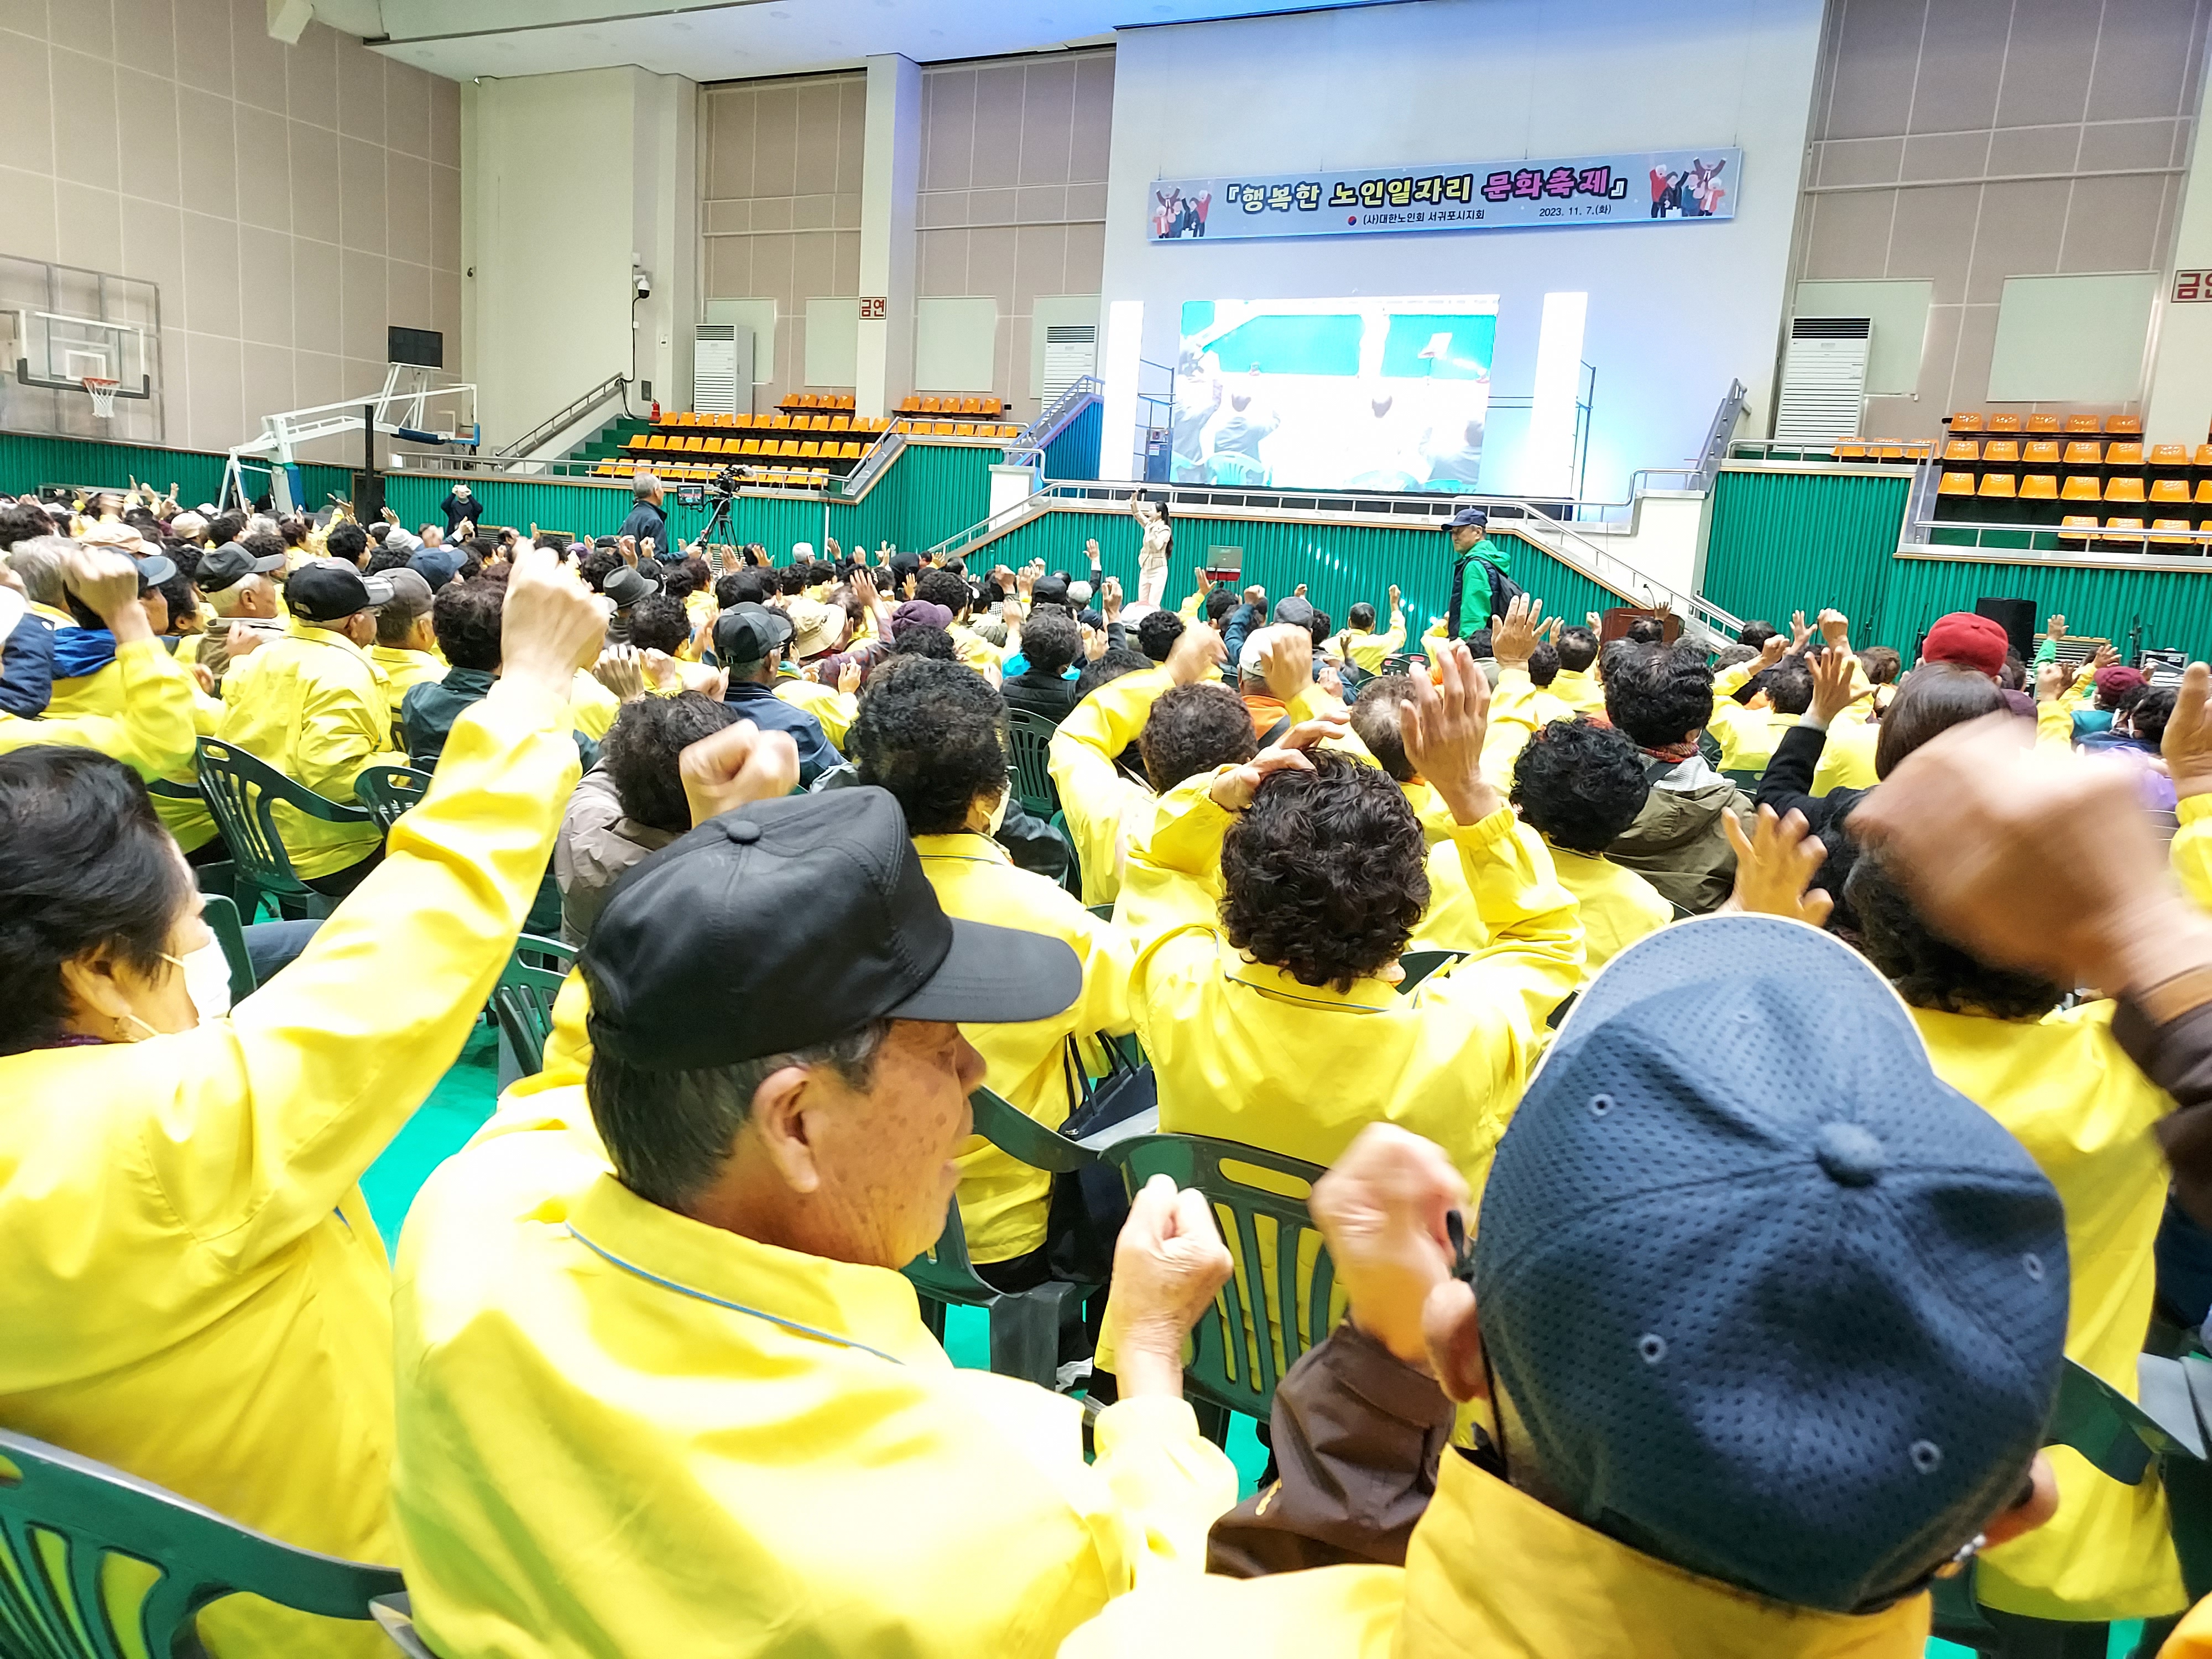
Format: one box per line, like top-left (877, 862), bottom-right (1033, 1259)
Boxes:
top-left (1153, 186), bottom-right (1213, 238)
top-left (1650, 156), bottom-right (1726, 219)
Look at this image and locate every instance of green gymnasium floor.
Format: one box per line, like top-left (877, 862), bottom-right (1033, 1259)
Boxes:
top-left (361, 1038), bottom-right (2145, 1656)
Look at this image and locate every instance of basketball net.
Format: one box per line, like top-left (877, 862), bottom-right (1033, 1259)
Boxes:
top-left (82, 377), bottom-right (119, 420)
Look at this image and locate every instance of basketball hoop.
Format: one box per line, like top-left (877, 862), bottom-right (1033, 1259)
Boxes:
top-left (82, 377), bottom-right (120, 420)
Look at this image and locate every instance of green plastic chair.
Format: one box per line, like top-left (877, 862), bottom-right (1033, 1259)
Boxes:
top-left (491, 935), bottom-right (575, 1083)
top-left (0, 1427), bottom-right (401, 1659)
top-left (1098, 1133), bottom-right (1334, 1434)
top-left (355, 764), bottom-right (434, 833)
top-left (1721, 766), bottom-right (1765, 790)
top-left (199, 893), bottom-right (257, 1006)
top-left (904, 1087), bottom-right (1102, 1390)
top-left (195, 738), bottom-right (375, 922)
top-left (1396, 949), bottom-right (1467, 993)
top-left (369, 1592), bottom-right (439, 1657)
top-left (1005, 709), bottom-right (1061, 819)
top-left (1931, 1355), bottom-right (2210, 1655)
top-left (1048, 808), bottom-right (1083, 900)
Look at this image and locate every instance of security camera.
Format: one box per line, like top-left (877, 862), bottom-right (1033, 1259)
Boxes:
top-left (634, 270), bottom-right (654, 300)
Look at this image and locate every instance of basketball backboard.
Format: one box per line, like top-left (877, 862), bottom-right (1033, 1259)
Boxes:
top-left (0, 254), bottom-right (164, 445)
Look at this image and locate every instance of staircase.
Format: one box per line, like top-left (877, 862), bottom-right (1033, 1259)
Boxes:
top-left (573, 414), bottom-right (649, 467)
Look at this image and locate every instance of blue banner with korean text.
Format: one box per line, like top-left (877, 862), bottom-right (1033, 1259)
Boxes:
top-left (1147, 149), bottom-right (1742, 241)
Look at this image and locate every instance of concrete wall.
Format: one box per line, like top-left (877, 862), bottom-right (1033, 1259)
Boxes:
top-left (0, 0), bottom-right (460, 456)
top-left (462, 66), bottom-right (696, 449)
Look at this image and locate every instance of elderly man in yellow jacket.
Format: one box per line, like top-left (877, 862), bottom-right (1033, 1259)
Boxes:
top-left (847, 655), bottom-right (1134, 1277)
top-left (389, 744), bottom-right (1241, 1658)
top-left (1118, 641), bottom-right (1582, 1188)
top-left (216, 558), bottom-right (408, 896)
top-left (0, 545), bottom-right (199, 781)
top-left (0, 550), bottom-right (607, 1659)
top-left (1071, 911), bottom-right (2074, 1659)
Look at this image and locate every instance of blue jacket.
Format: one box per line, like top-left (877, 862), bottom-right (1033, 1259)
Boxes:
top-left (0, 612), bottom-right (56, 719)
top-left (724, 679), bottom-right (835, 787)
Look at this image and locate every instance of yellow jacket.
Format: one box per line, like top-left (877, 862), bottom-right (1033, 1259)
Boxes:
top-left (1550, 664), bottom-right (1606, 716)
top-left (1812, 710), bottom-right (1880, 792)
top-left (912, 831), bottom-right (1134, 1262)
top-left (390, 1090), bottom-right (1237, 1659)
top-left (0, 637), bottom-right (198, 785)
top-left (1708, 663), bottom-right (1791, 774)
top-left (0, 685), bottom-right (580, 1659)
top-left (1912, 1003), bottom-right (2183, 1620)
top-left (1119, 774), bottom-right (1582, 1183)
top-left (215, 621), bottom-right (408, 877)
top-left (1481, 667), bottom-right (1575, 790)
top-left (41, 644), bottom-right (226, 849)
top-left (1049, 666), bottom-right (1172, 909)
top-left (776, 673), bottom-right (857, 750)
top-left (1408, 832), bottom-right (1668, 979)
top-left (568, 669), bottom-right (619, 742)
top-left (371, 644), bottom-right (445, 731)
top-left (1333, 609), bottom-right (1407, 672)
top-left (1065, 1441), bottom-right (1932, 1658)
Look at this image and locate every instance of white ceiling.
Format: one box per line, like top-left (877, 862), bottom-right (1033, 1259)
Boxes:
top-left (346, 0), bottom-right (1396, 82)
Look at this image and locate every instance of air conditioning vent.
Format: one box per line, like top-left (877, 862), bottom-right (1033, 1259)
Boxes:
top-left (694, 325), bottom-right (738, 416)
top-left (1773, 315), bottom-right (1871, 446)
top-left (1042, 324), bottom-right (1097, 404)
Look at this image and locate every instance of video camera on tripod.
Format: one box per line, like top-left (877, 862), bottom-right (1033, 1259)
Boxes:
top-left (673, 465), bottom-right (744, 510)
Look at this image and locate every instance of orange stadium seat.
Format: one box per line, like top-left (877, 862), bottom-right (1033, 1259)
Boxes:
top-left (2063, 415), bottom-right (2101, 434)
top-left (2058, 515), bottom-right (2099, 542)
top-left (2022, 440), bottom-right (2059, 466)
top-left (2105, 476), bottom-right (2147, 504)
top-left (2151, 478), bottom-right (2191, 506)
top-left (1981, 439), bottom-right (2020, 466)
top-left (1976, 473), bottom-right (2016, 499)
top-left (2152, 444), bottom-right (2190, 467)
top-left (2062, 440), bottom-right (2103, 467)
top-left (1948, 412), bottom-right (1984, 432)
top-left (1941, 440), bottom-right (1979, 462)
top-left (2025, 413), bottom-right (2061, 434)
top-left (2152, 520), bottom-right (2195, 544)
top-left (1938, 472), bottom-right (1975, 497)
top-left (2106, 416), bottom-right (2142, 436)
top-left (2061, 475), bottom-right (2102, 502)
top-left (2020, 475), bottom-right (2058, 501)
top-left (1986, 414), bottom-right (2023, 434)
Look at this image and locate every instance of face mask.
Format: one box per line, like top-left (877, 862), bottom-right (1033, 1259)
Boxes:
top-left (985, 787), bottom-right (1010, 834)
top-left (162, 938), bottom-right (233, 1024)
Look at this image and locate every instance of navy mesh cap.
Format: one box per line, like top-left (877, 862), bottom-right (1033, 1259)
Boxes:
top-left (1474, 915), bottom-right (2068, 1613)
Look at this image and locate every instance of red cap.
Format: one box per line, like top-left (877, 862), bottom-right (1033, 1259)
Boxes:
top-left (1922, 613), bottom-right (2009, 677)
top-left (2095, 664), bottom-right (2147, 700)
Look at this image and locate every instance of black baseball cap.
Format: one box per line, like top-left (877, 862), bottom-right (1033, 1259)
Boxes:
top-left (582, 787), bottom-right (1082, 1070)
top-left (286, 557), bottom-right (394, 623)
top-left (713, 601), bottom-right (795, 665)
top-left (197, 540), bottom-right (285, 593)
top-left (602, 565), bottom-right (660, 608)
top-left (1445, 504), bottom-right (1489, 530)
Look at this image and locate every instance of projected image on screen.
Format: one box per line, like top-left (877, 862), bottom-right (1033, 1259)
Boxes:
top-left (1173, 297), bottom-right (1498, 492)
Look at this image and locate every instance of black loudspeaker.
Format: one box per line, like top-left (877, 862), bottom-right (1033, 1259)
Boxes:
top-left (1974, 597), bottom-right (2037, 661)
top-left (351, 471), bottom-right (385, 522)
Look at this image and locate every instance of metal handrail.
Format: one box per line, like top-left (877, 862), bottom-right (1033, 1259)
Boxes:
top-left (1688, 380), bottom-right (1746, 492)
top-left (497, 372), bottom-right (628, 460)
top-left (831, 429), bottom-right (905, 499)
top-left (926, 479), bottom-right (1743, 646)
top-left (1904, 514), bottom-right (2212, 560)
top-left (1001, 375), bottom-right (1102, 466)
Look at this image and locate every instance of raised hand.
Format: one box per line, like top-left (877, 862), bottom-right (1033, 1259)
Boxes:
top-left (592, 644), bottom-right (648, 703)
top-left (1205, 717), bottom-right (1344, 811)
top-left (1788, 609), bottom-right (1813, 653)
top-left (1818, 608), bottom-right (1850, 650)
top-left (499, 546), bottom-right (608, 700)
top-left (2166, 661), bottom-right (2212, 801)
top-left (1809, 644), bottom-right (1872, 725)
top-left (1311, 1125), bottom-right (1470, 1368)
top-left (1723, 805), bottom-right (1833, 927)
top-left (1101, 1174), bottom-right (1235, 1400)
top-left (1166, 620), bottom-right (1226, 686)
top-left (1400, 639), bottom-right (1496, 826)
top-left (2047, 614), bottom-right (2068, 642)
top-left (1488, 592), bottom-right (1542, 670)
top-left (1756, 633), bottom-right (1789, 671)
top-left (1256, 623), bottom-right (1313, 701)
top-left (679, 720), bottom-right (801, 828)
top-left (838, 657), bottom-right (863, 696)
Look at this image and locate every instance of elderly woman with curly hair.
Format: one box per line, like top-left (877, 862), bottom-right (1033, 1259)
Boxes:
top-left (1113, 640), bottom-right (1584, 1187)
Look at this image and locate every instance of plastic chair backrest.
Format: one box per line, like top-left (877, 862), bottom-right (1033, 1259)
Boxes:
top-left (1722, 767), bottom-right (1766, 789)
top-left (199, 894), bottom-right (257, 1005)
top-left (1101, 1134), bottom-right (1334, 1420)
top-left (370, 1592), bottom-right (440, 1658)
top-left (1004, 709), bottom-right (1061, 817)
top-left (1048, 808), bottom-right (1083, 899)
top-left (195, 738), bottom-right (371, 907)
top-left (902, 1086), bottom-right (1101, 1309)
top-left (490, 935), bottom-right (575, 1080)
top-left (0, 1427), bottom-right (401, 1658)
top-left (1396, 950), bottom-right (1466, 993)
top-left (354, 764), bottom-right (434, 833)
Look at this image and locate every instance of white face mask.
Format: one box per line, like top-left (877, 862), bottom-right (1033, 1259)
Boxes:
top-left (985, 787), bottom-right (1010, 834)
top-left (162, 939), bottom-right (233, 1024)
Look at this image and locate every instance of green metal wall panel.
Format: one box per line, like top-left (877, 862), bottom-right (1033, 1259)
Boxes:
top-left (1042, 403), bottom-right (1102, 481)
top-left (0, 432), bottom-right (236, 505)
top-left (972, 506), bottom-right (1632, 636)
top-left (1702, 469), bottom-right (1910, 638)
top-left (1881, 557), bottom-right (2212, 659)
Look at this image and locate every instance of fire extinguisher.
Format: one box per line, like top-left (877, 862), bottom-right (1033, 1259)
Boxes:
top-left (650, 398), bottom-right (662, 423)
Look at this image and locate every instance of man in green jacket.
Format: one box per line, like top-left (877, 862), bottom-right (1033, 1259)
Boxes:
top-left (1442, 505), bottom-right (1518, 642)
